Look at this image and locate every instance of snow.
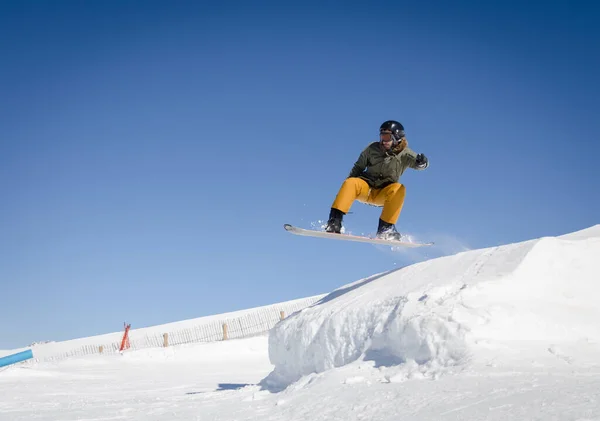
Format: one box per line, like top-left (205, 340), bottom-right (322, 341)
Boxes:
top-left (264, 226), bottom-right (600, 391)
top-left (10, 295), bottom-right (323, 362)
top-left (1, 225), bottom-right (600, 420)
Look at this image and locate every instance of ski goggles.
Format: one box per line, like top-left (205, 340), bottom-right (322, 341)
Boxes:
top-left (379, 129), bottom-right (405, 140)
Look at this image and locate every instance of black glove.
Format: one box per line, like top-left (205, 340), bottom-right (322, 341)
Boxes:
top-left (415, 153), bottom-right (428, 169)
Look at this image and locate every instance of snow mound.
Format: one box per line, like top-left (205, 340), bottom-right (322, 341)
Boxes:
top-left (263, 226), bottom-right (600, 390)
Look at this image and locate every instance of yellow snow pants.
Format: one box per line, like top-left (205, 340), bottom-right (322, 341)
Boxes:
top-left (331, 177), bottom-right (406, 224)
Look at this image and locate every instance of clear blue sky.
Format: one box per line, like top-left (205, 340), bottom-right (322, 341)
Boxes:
top-left (1, 0), bottom-right (598, 349)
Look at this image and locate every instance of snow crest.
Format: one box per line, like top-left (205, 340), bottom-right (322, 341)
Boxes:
top-left (263, 226), bottom-right (600, 391)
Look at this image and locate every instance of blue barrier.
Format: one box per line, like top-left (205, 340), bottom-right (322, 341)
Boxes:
top-left (0, 349), bottom-right (33, 368)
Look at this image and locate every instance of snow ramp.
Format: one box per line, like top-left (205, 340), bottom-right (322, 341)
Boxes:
top-left (263, 225), bottom-right (600, 390)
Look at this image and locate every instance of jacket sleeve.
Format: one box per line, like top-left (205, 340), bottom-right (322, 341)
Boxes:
top-left (348, 147), bottom-right (369, 178)
top-left (401, 147), bottom-right (427, 170)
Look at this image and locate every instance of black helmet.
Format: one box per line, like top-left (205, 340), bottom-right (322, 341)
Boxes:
top-left (380, 120), bottom-right (405, 142)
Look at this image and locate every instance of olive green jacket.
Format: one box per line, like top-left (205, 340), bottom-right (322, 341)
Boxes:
top-left (348, 141), bottom-right (425, 189)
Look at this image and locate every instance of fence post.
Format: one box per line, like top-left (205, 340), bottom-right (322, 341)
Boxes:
top-left (222, 323), bottom-right (228, 340)
top-left (163, 333), bottom-right (169, 348)
top-left (120, 323), bottom-right (131, 352)
top-left (280, 310), bottom-right (285, 320)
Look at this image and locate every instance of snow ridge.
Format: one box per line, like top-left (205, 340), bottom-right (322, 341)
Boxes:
top-left (263, 226), bottom-right (600, 391)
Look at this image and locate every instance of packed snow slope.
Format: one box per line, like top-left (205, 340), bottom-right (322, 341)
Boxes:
top-left (263, 225), bottom-right (600, 390)
top-left (2, 226), bottom-right (600, 421)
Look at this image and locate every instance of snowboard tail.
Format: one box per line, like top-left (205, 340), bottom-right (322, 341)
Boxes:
top-left (283, 224), bottom-right (433, 247)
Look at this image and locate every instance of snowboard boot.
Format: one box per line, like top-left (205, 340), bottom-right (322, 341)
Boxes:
top-left (325, 208), bottom-right (344, 234)
top-left (376, 218), bottom-right (402, 241)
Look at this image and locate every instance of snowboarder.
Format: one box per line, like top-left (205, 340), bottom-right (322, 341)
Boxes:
top-left (324, 120), bottom-right (429, 240)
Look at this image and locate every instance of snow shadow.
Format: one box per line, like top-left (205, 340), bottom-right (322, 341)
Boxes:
top-left (312, 267), bottom-right (404, 306)
top-left (216, 383), bottom-right (249, 390)
top-left (186, 383), bottom-right (250, 394)
top-left (363, 349), bottom-right (405, 368)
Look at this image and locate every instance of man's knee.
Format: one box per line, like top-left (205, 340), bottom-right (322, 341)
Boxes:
top-left (342, 177), bottom-right (364, 186)
top-left (341, 177), bottom-right (369, 194)
top-left (386, 183), bottom-right (406, 196)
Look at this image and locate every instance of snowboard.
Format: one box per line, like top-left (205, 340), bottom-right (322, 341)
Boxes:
top-left (283, 224), bottom-right (433, 247)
